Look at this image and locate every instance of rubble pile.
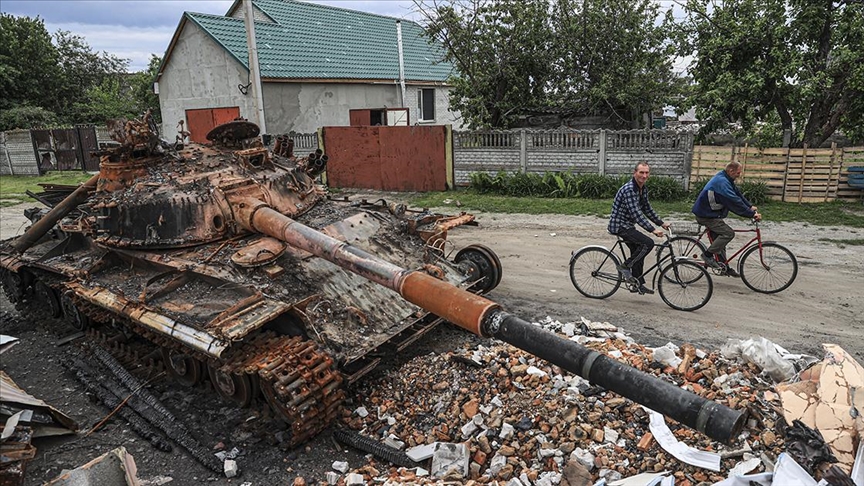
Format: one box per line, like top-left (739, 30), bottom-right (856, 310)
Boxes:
top-left (322, 317), bottom-right (859, 485)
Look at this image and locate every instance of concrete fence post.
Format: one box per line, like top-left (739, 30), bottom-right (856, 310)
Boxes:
top-left (598, 129), bottom-right (607, 176)
top-left (519, 129), bottom-right (527, 174)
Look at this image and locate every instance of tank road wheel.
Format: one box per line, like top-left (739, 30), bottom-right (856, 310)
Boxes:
top-left (161, 348), bottom-right (203, 386)
top-left (1, 269), bottom-right (28, 303)
top-left (33, 279), bottom-right (62, 318)
top-left (60, 291), bottom-right (91, 331)
top-left (455, 244), bottom-right (502, 293)
top-left (208, 364), bottom-right (258, 408)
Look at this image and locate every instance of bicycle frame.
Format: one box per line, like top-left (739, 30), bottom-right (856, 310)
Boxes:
top-left (689, 222), bottom-right (772, 266)
top-left (611, 237), bottom-right (679, 288)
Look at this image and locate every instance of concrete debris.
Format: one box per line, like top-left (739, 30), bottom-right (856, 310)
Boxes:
top-left (430, 442), bottom-right (469, 478)
top-left (332, 317), bottom-right (861, 484)
top-left (46, 447), bottom-right (140, 485)
top-left (346, 472), bottom-right (365, 485)
top-left (223, 459), bottom-right (238, 478)
top-left (325, 471), bottom-right (339, 484)
top-left (776, 344), bottom-right (864, 473)
top-left (332, 460), bottom-right (350, 473)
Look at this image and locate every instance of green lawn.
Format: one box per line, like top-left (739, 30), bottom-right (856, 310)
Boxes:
top-left (0, 172), bottom-right (93, 207)
top-left (409, 189), bottom-right (864, 228)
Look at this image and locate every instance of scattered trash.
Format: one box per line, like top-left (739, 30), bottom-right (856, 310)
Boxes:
top-left (0, 335), bottom-right (19, 354)
top-left (0, 370), bottom-right (78, 437)
top-left (45, 447), bottom-right (140, 485)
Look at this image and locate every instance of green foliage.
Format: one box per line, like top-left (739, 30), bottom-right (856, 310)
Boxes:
top-left (0, 14), bottom-right (60, 112)
top-left (645, 176), bottom-right (687, 202)
top-left (467, 171), bottom-right (686, 201)
top-left (0, 105), bottom-right (59, 131)
top-left (1, 14), bottom-right (159, 129)
top-left (417, 0), bottom-right (682, 128)
top-left (738, 180), bottom-right (769, 206)
top-left (688, 178), bottom-right (709, 202)
top-left (674, 0), bottom-right (864, 147)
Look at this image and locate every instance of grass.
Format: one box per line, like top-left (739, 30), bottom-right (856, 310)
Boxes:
top-left (409, 189), bottom-right (864, 228)
top-left (0, 172), bottom-right (93, 207)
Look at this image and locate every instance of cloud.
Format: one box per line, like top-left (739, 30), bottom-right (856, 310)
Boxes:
top-left (1, 1), bottom-right (233, 28)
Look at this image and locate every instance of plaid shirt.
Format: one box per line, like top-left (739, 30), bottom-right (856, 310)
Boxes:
top-left (608, 178), bottom-right (664, 234)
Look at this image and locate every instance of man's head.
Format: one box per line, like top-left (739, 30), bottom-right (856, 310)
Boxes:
top-left (725, 161), bottom-right (743, 180)
top-left (633, 162), bottom-right (650, 187)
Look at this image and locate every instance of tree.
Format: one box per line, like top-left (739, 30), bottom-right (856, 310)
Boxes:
top-left (415, 0), bottom-right (681, 129)
top-left (551, 0), bottom-right (682, 127)
top-left (0, 14), bottom-right (61, 114)
top-left (53, 29), bottom-right (128, 122)
top-left (129, 54), bottom-right (162, 124)
top-left (675, 0), bottom-right (864, 147)
top-left (417, 0), bottom-right (557, 128)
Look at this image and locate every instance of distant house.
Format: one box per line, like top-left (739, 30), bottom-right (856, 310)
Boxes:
top-left (156, 0), bottom-right (460, 141)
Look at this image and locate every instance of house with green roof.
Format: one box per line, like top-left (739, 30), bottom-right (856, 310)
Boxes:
top-left (155, 0), bottom-right (460, 141)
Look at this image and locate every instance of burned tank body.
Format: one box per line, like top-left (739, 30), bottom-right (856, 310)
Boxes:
top-left (0, 115), bottom-right (745, 450)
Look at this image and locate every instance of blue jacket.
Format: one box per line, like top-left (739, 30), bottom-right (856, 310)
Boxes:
top-left (692, 171), bottom-right (755, 219)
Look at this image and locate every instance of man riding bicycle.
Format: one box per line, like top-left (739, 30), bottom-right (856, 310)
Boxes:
top-left (691, 161), bottom-right (762, 277)
top-left (608, 162), bottom-right (670, 295)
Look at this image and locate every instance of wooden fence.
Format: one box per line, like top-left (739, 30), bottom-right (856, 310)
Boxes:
top-left (690, 144), bottom-right (864, 202)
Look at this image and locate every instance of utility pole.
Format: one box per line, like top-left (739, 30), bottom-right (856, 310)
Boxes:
top-left (243, 0), bottom-right (267, 134)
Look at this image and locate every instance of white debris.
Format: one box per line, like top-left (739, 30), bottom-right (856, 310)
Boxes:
top-left (499, 422), bottom-right (515, 439)
top-left (346, 473), bottom-right (365, 485)
top-left (354, 406), bottom-right (369, 418)
top-left (604, 427), bottom-right (619, 444)
top-left (651, 343), bottom-right (682, 368)
top-left (332, 461), bottom-right (349, 473)
top-left (384, 434), bottom-right (405, 450)
top-left (488, 453), bottom-right (508, 476)
top-left (223, 459), bottom-right (238, 478)
top-left (461, 419), bottom-right (478, 438)
top-left (526, 366), bottom-right (548, 378)
top-left (325, 471), bottom-right (339, 485)
top-left (431, 442), bottom-right (469, 479)
top-left (571, 447), bottom-right (595, 470)
top-left (406, 442), bottom-right (437, 462)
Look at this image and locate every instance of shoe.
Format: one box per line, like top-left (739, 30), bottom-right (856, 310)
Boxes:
top-left (725, 267), bottom-right (740, 278)
top-left (629, 284), bottom-right (654, 295)
top-left (701, 252), bottom-right (722, 270)
top-left (616, 264), bottom-right (633, 280)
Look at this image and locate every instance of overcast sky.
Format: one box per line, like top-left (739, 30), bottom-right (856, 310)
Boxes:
top-left (0, 0), bottom-right (420, 71)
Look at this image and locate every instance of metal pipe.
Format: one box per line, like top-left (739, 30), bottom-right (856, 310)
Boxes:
top-left (10, 173), bottom-right (99, 253)
top-left (396, 20), bottom-right (407, 108)
top-left (483, 311), bottom-right (745, 443)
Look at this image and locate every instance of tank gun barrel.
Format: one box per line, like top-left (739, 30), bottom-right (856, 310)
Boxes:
top-left (9, 173), bottom-right (100, 254)
top-left (237, 200), bottom-right (745, 443)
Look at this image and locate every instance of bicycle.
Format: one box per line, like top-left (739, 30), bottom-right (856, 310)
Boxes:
top-left (668, 220), bottom-right (798, 294)
top-left (569, 233), bottom-right (714, 311)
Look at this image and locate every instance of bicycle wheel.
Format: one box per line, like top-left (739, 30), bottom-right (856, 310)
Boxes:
top-left (569, 247), bottom-right (622, 299)
top-left (668, 236), bottom-right (706, 260)
top-left (739, 242), bottom-right (798, 294)
top-left (657, 260), bottom-right (713, 311)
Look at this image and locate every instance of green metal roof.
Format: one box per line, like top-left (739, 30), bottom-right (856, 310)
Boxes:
top-left (184, 0), bottom-right (453, 82)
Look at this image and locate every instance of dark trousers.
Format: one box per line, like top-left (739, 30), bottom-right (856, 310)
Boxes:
top-left (695, 216), bottom-right (734, 260)
top-left (616, 228), bottom-right (653, 285)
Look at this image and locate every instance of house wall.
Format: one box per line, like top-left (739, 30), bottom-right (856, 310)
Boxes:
top-left (262, 83), bottom-right (462, 134)
top-left (159, 23), bottom-right (463, 137)
top-left (158, 21), bottom-right (255, 138)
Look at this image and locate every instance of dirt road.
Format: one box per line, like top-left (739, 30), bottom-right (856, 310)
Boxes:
top-left (443, 208), bottom-right (864, 360)
top-left (2, 199), bottom-right (862, 358)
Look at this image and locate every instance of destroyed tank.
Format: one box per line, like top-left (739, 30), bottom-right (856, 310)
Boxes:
top-left (0, 113), bottom-right (745, 449)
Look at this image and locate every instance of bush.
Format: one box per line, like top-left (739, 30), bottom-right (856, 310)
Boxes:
top-left (646, 177), bottom-right (687, 202)
top-left (738, 180), bottom-right (769, 205)
top-left (0, 105), bottom-right (59, 131)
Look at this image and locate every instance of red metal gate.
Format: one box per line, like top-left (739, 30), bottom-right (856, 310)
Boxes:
top-left (185, 107), bottom-right (241, 143)
top-left (322, 126), bottom-right (450, 191)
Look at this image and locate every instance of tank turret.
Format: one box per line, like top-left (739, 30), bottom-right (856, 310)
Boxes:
top-left (0, 115), bottom-right (743, 449)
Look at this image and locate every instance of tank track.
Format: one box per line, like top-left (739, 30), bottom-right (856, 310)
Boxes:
top-left (2, 267), bottom-right (346, 448)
